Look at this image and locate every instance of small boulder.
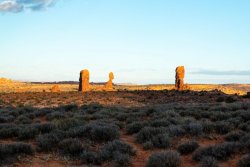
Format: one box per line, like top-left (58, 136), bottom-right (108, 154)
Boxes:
top-left (51, 85), bottom-right (60, 92)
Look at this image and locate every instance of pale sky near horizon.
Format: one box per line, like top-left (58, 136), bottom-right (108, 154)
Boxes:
top-left (0, 0), bottom-right (250, 84)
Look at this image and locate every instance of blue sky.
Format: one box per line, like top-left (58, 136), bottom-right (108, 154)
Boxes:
top-left (0, 0), bottom-right (250, 84)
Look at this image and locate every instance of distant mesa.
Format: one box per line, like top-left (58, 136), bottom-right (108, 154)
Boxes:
top-left (104, 72), bottom-right (114, 91)
top-left (51, 85), bottom-right (60, 93)
top-left (79, 69), bottom-right (90, 92)
top-left (175, 66), bottom-right (185, 91)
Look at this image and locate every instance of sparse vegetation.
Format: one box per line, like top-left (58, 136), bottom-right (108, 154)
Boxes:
top-left (200, 156), bottom-right (218, 167)
top-left (177, 141), bottom-right (199, 155)
top-left (147, 151), bottom-right (181, 167)
top-left (0, 143), bottom-right (34, 165)
top-left (192, 142), bottom-right (241, 161)
top-left (237, 154), bottom-right (250, 167)
top-left (0, 90), bottom-right (249, 166)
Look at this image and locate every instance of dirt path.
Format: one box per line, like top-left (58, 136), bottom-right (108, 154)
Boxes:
top-left (120, 131), bottom-right (153, 167)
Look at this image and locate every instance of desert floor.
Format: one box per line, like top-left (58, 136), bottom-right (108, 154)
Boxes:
top-left (0, 83), bottom-right (250, 167)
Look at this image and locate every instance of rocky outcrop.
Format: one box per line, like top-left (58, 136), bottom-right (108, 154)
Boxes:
top-left (79, 69), bottom-right (90, 92)
top-left (104, 72), bottom-right (114, 91)
top-left (51, 85), bottom-right (60, 92)
top-left (175, 66), bottom-right (185, 91)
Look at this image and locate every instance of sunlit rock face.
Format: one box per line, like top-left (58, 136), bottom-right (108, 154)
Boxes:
top-left (51, 85), bottom-right (60, 92)
top-left (79, 69), bottom-right (90, 92)
top-left (104, 72), bottom-right (114, 91)
top-left (175, 66), bottom-right (185, 91)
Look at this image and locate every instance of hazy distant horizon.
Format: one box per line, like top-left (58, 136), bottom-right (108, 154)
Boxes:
top-left (1, 0), bottom-right (249, 84)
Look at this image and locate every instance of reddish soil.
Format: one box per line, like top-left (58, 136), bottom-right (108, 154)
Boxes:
top-left (219, 154), bottom-right (241, 167)
top-left (120, 131), bottom-right (153, 167)
top-left (198, 135), bottom-right (224, 147)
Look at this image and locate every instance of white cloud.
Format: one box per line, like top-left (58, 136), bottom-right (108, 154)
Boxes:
top-left (0, 0), bottom-right (57, 13)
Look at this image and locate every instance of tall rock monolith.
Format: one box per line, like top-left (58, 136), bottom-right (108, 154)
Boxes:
top-left (79, 69), bottom-right (90, 92)
top-left (175, 66), bottom-right (185, 91)
top-left (104, 72), bottom-right (114, 91)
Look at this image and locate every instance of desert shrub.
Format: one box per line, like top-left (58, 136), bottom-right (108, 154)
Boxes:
top-left (213, 142), bottom-right (241, 160)
top-left (150, 119), bottom-right (171, 127)
top-left (227, 117), bottom-right (243, 128)
top-left (181, 117), bottom-right (196, 124)
top-left (32, 110), bottom-right (46, 117)
top-left (136, 127), bottom-right (166, 144)
top-left (58, 138), bottom-right (84, 157)
top-left (115, 112), bottom-right (128, 121)
top-left (35, 123), bottom-right (55, 133)
top-left (243, 139), bottom-right (250, 153)
top-left (8, 142), bottom-right (34, 155)
top-left (193, 142), bottom-right (241, 161)
top-left (0, 143), bottom-right (34, 164)
top-left (83, 122), bottom-right (119, 142)
top-left (126, 116), bottom-right (141, 124)
top-left (216, 96), bottom-right (225, 102)
top-left (52, 118), bottom-right (84, 131)
top-left (237, 154), bottom-right (250, 167)
top-left (81, 150), bottom-right (101, 165)
top-left (0, 125), bottom-right (20, 139)
top-left (46, 111), bottom-right (65, 121)
top-left (167, 125), bottom-right (186, 137)
top-left (177, 141), bottom-right (199, 155)
top-left (0, 115), bottom-right (15, 123)
top-left (201, 121), bottom-right (214, 134)
top-left (192, 146), bottom-right (214, 161)
top-left (210, 112), bottom-right (232, 121)
top-left (214, 121), bottom-right (232, 134)
top-left (24, 113), bottom-right (36, 119)
top-left (199, 111), bottom-right (211, 119)
top-left (126, 122), bottom-right (147, 134)
top-left (239, 134), bottom-right (250, 143)
top-left (238, 111), bottom-right (250, 122)
top-left (18, 126), bottom-right (39, 140)
top-left (36, 130), bottom-right (66, 152)
top-left (100, 140), bottom-right (135, 161)
top-left (67, 126), bottom-right (86, 138)
top-left (15, 115), bottom-right (32, 124)
top-left (147, 151), bottom-right (181, 167)
top-left (17, 106), bottom-right (35, 115)
top-left (186, 123), bottom-right (203, 136)
top-left (113, 152), bottom-right (130, 166)
top-left (81, 103), bottom-right (103, 114)
top-left (224, 131), bottom-right (246, 142)
top-left (225, 96), bottom-right (237, 103)
top-left (239, 122), bottom-right (250, 132)
top-left (151, 134), bottom-right (171, 148)
top-left (146, 108), bottom-right (158, 115)
top-left (200, 156), bottom-right (218, 167)
top-left (143, 141), bottom-right (154, 150)
top-left (60, 104), bottom-right (78, 112)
